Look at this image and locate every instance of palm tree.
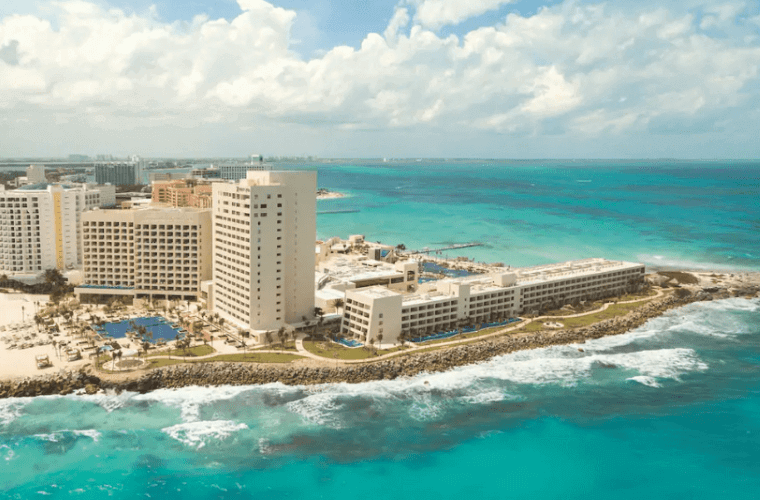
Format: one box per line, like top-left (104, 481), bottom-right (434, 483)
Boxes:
top-left (265, 330), bottom-right (273, 345)
top-left (277, 326), bottom-right (286, 347)
top-left (331, 298), bottom-right (345, 315)
top-left (240, 338), bottom-right (247, 359)
top-left (313, 307), bottom-right (324, 338)
top-left (377, 333), bottom-right (383, 349)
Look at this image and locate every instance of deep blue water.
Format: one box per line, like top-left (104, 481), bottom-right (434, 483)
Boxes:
top-left (2, 161), bottom-right (759, 498)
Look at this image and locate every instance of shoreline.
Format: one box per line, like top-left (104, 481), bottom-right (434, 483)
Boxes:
top-left (2, 282), bottom-right (758, 399)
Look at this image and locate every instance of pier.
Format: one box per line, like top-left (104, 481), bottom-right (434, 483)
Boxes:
top-left (317, 209), bottom-right (361, 215)
top-left (406, 242), bottom-right (483, 255)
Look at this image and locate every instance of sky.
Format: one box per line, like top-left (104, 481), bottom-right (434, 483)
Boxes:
top-left (1, 0), bottom-right (759, 158)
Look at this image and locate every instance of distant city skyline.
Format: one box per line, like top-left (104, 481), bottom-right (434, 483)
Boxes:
top-left (1, 0), bottom-right (759, 159)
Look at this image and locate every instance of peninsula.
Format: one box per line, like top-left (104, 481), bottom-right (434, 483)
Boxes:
top-left (2, 167), bottom-right (759, 399)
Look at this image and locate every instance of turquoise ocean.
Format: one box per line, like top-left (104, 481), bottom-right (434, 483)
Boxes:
top-left (3, 160), bottom-right (760, 498)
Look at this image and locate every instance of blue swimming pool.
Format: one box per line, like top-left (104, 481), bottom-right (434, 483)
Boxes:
top-left (335, 337), bottom-right (363, 348)
top-left (93, 316), bottom-right (184, 343)
top-left (409, 318), bottom-right (522, 343)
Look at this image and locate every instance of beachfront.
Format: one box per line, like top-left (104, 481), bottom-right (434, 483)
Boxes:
top-left (0, 291), bottom-right (248, 381)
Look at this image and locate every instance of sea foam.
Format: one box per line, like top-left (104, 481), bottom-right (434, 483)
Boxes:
top-left (0, 399), bottom-right (28, 427)
top-left (162, 420), bottom-right (248, 449)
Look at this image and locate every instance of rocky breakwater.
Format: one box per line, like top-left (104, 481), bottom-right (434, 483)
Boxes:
top-left (2, 287), bottom-right (758, 399)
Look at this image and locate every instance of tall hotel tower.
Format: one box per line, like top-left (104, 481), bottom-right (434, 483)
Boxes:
top-left (212, 170), bottom-right (316, 343)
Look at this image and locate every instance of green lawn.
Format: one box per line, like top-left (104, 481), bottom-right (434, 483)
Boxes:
top-left (302, 339), bottom-right (409, 360)
top-left (557, 301), bottom-right (652, 328)
top-left (409, 321), bottom-right (527, 346)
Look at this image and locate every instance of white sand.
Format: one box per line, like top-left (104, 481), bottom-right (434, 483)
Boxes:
top-left (0, 292), bottom-right (89, 380)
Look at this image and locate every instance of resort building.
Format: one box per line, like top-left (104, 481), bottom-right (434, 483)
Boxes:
top-left (75, 207), bottom-right (212, 301)
top-left (0, 183), bottom-right (117, 275)
top-left (12, 164), bottom-right (47, 188)
top-left (211, 170), bottom-right (316, 343)
top-left (148, 172), bottom-right (187, 182)
top-left (95, 161), bottom-right (141, 185)
top-left (151, 179), bottom-right (213, 208)
top-left (215, 156), bottom-right (270, 181)
top-left (340, 258), bottom-right (646, 344)
top-left (314, 255), bottom-right (419, 313)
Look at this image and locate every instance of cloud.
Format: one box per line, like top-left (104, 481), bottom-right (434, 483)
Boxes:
top-left (411, 0), bottom-right (517, 30)
top-left (0, 0), bottom-right (759, 157)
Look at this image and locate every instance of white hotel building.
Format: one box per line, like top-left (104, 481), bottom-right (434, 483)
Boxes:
top-left (211, 170), bottom-right (316, 343)
top-left (341, 258), bottom-right (646, 343)
top-left (75, 207), bottom-right (212, 301)
top-left (0, 183), bottom-right (115, 275)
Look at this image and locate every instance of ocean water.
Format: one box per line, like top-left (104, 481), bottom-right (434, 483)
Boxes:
top-left (2, 298), bottom-right (759, 498)
top-left (312, 160), bottom-right (760, 270)
top-left (3, 161), bottom-right (760, 498)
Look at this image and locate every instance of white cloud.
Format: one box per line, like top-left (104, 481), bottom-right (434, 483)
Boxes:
top-left (412, 0), bottom-right (516, 30)
top-left (0, 0), bottom-right (759, 156)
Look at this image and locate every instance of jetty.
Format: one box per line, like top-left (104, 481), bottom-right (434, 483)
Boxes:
top-left (317, 209), bottom-right (361, 215)
top-left (406, 242), bottom-right (483, 255)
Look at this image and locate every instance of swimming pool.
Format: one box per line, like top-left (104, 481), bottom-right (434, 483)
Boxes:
top-left (93, 316), bottom-right (184, 343)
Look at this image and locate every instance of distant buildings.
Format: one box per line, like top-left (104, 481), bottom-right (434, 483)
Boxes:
top-left (215, 156), bottom-right (269, 181)
top-left (151, 179), bottom-right (213, 208)
top-left (12, 164), bottom-right (47, 188)
top-left (75, 207), bottom-right (212, 301)
top-left (148, 172), bottom-right (186, 182)
top-left (0, 183), bottom-right (116, 275)
top-left (210, 170), bottom-right (316, 343)
top-left (95, 161), bottom-right (142, 185)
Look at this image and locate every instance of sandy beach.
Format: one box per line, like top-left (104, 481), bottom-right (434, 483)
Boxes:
top-left (0, 292), bottom-right (100, 379)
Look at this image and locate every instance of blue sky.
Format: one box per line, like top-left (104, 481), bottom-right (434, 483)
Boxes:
top-left (1, 0), bottom-right (759, 158)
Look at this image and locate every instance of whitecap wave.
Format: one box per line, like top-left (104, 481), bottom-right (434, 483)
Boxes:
top-left (72, 429), bottom-right (102, 442)
top-left (460, 390), bottom-right (509, 404)
top-left (636, 254), bottom-right (758, 272)
top-left (627, 376), bottom-right (661, 388)
top-left (286, 393), bottom-right (344, 428)
top-left (0, 399), bottom-right (29, 426)
top-left (408, 394), bottom-right (442, 422)
top-left (33, 429), bottom-right (101, 442)
top-left (33, 433), bottom-right (61, 442)
top-left (1, 444), bottom-right (15, 462)
top-left (161, 420), bottom-right (248, 449)
top-left (135, 385), bottom-right (265, 423)
top-left (78, 390), bottom-right (136, 413)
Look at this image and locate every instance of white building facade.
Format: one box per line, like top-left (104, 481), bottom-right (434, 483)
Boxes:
top-left (0, 183), bottom-right (115, 275)
top-left (212, 170), bottom-right (316, 343)
top-left (215, 160), bottom-right (270, 181)
top-left (341, 258), bottom-right (646, 344)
